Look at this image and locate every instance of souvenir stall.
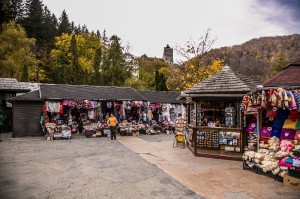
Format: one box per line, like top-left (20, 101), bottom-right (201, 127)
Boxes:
top-left (242, 88), bottom-right (300, 183)
top-left (36, 83), bottom-right (146, 140)
top-left (42, 100), bottom-right (104, 140)
top-left (242, 59), bottom-right (300, 187)
top-left (181, 66), bottom-right (259, 160)
top-left (137, 90), bottom-right (187, 135)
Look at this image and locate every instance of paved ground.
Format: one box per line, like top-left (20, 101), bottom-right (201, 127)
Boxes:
top-left (0, 133), bottom-right (202, 199)
top-left (118, 134), bottom-right (300, 199)
top-left (0, 133), bottom-right (300, 199)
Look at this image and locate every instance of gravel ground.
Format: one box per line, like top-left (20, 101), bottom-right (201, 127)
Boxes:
top-left (0, 134), bottom-right (204, 199)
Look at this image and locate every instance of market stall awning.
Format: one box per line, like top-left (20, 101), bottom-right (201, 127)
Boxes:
top-left (39, 84), bottom-right (146, 101)
top-left (263, 59), bottom-right (300, 88)
top-left (183, 66), bottom-right (260, 97)
top-left (138, 90), bottom-right (186, 104)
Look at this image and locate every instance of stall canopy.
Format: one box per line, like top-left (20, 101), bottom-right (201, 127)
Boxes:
top-left (263, 59), bottom-right (300, 87)
top-left (137, 91), bottom-right (185, 104)
top-left (183, 66), bottom-right (260, 98)
top-left (39, 84), bottom-right (146, 101)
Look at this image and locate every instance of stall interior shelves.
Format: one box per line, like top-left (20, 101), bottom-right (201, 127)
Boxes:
top-left (194, 127), bottom-right (242, 153)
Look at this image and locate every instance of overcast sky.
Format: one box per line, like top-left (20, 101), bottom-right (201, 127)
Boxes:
top-left (43, 0), bottom-right (300, 62)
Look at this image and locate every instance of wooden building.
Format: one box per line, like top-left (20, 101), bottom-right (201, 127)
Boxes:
top-left (181, 66), bottom-right (259, 160)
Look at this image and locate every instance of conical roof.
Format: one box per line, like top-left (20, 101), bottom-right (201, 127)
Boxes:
top-left (185, 66), bottom-right (259, 96)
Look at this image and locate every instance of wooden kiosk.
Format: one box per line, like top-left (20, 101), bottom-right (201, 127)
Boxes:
top-left (181, 66), bottom-right (259, 160)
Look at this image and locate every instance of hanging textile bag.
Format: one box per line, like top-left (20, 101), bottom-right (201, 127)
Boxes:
top-left (296, 120), bottom-right (300, 130)
top-left (246, 121), bottom-right (257, 132)
top-left (280, 128), bottom-right (296, 140)
top-left (271, 128), bottom-right (282, 138)
top-left (266, 109), bottom-right (277, 118)
top-left (294, 130), bottom-right (300, 140)
top-left (260, 127), bottom-right (272, 137)
top-left (277, 109), bottom-right (290, 119)
top-left (288, 109), bottom-right (300, 119)
top-left (272, 118), bottom-right (285, 129)
top-left (283, 119), bottom-right (298, 130)
top-left (260, 127), bottom-right (271, 137)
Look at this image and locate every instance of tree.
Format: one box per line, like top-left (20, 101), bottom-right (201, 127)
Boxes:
top-left (137, 56), bottom-right (171, 90)
top-left (92, 47), bottom-right (102, 85)
top-left (167, 59), bottom-right (224, 91)
top-left (155, 70), bottom-right (168, 91)
top-left (0, 0), bottom-right (24, 27)
top-left (70, 34), bottom-right (80, 84)
top-left (268, 50), bottom-right (289, 77)
top-left (169, 28), bottom-right (217, 91)
top-left (57, 9), bottom-right (72, 36)
top-left (51, 32), bottom-right (103, 84)
top-left (21, 63), bottom-right (29, 82)
top-left (0, 21), bottom-right (38, 81)
top-left (20, 0), bottom-right (58, 82)
top-left (100, 35), bottom-right (131, 86)
top-left (20, 0), bottom-right (44, 46)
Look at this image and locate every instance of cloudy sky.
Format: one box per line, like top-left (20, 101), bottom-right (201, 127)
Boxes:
top-left (43, 0), bottom-right (300, 62)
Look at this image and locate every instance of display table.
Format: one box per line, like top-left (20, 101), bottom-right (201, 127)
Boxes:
top-left (190, 126), bottom-right (244, 160)
top-left (120, 125), bottom-right (140, 136)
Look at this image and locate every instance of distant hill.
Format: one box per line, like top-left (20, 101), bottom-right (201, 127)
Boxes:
top-left (203, 34), bottom-right (300, 82)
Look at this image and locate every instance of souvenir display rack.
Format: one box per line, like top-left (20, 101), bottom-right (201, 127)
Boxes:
top-left (193, 127), bottom-right (242, 153)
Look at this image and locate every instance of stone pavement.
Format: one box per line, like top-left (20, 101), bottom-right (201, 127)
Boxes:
top-left (118, 134), bottom-right (300, 199)
top-left (0, 133), bottom-right (203, 199)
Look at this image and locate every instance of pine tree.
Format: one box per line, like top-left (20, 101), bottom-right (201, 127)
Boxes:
top-left (155, 70), bottom-right (159, 90)
top-left (92, 47), bottom-right (102, 85)
top-left (21, 63), bottom-right (29, 82)
top-left (155, 70), bottom-right (168, 91)
top-left (268, 50), bottom-right (289, 77)
top-left (102, 29), bottom-right (109, 45)
top-left (21, 0), bottom-right (44, 46)
top-left (57, 9), bottom-right (71, 36)
top-left (0, 0), bottom-right (24, 27)
top-left (70, 34), bottom-right (80, 84)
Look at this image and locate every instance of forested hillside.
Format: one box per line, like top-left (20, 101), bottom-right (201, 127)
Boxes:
top-left (204, 34), bottom-right (300, 82)
top-left (1, 0), bottom-right (299, 90)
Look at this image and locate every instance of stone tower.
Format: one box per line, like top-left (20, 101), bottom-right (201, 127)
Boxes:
top-left (162, 44), bottom-right (173, 64)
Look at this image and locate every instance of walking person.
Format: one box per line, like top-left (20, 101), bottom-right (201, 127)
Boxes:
top-left (107, 113), bottom-right (118, 140)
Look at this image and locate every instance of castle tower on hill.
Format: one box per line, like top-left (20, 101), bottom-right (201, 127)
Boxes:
top-left (162, 44), bottom-right (173, 65)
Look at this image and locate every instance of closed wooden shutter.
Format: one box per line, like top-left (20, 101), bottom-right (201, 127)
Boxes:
top-left (12, 102), bottom-right (43, 137)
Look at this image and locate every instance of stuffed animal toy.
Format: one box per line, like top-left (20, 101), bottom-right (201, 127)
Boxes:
top-left (259, 152), bottom-right (278, 172)
top-left (278, 170), bottom-right (288, 177)
top-left (267, 136), bottom-right (280, 151)
top-left (242, 151), bottom-right (256, 161)
top-left (280, 140), bottom-right (293, 153)
top-left (275, 150), bottom-right (289, 159)
top-left (272, 166), bottom-right (281, 175)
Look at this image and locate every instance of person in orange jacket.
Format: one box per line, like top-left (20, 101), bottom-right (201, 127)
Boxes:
top-left (107, 113), bottom-right (118, 140)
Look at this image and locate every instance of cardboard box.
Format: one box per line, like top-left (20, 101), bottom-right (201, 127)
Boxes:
top-left (283, 174), bottom-right (300, 191)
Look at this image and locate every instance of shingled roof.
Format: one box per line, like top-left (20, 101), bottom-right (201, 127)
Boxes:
top-left (137, 91), bottom-right (185, 104)
top-left (263, 59), bottom-right (300, 87)
top-left (9, 90), bottom-right (41, 102)
top-left (184, 66), bottom-right (259, 97)
top-left (0, 78), bottom-right (31, 92)
top-left (39, 84), bottom-right (145, 101)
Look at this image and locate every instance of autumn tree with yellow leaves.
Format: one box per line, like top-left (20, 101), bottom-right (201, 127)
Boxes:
top-left (167, 29), bottom-right (224, 91)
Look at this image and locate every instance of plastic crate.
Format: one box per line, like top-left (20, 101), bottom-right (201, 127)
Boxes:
top-left (288, 166), bottom-right (300, 179)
